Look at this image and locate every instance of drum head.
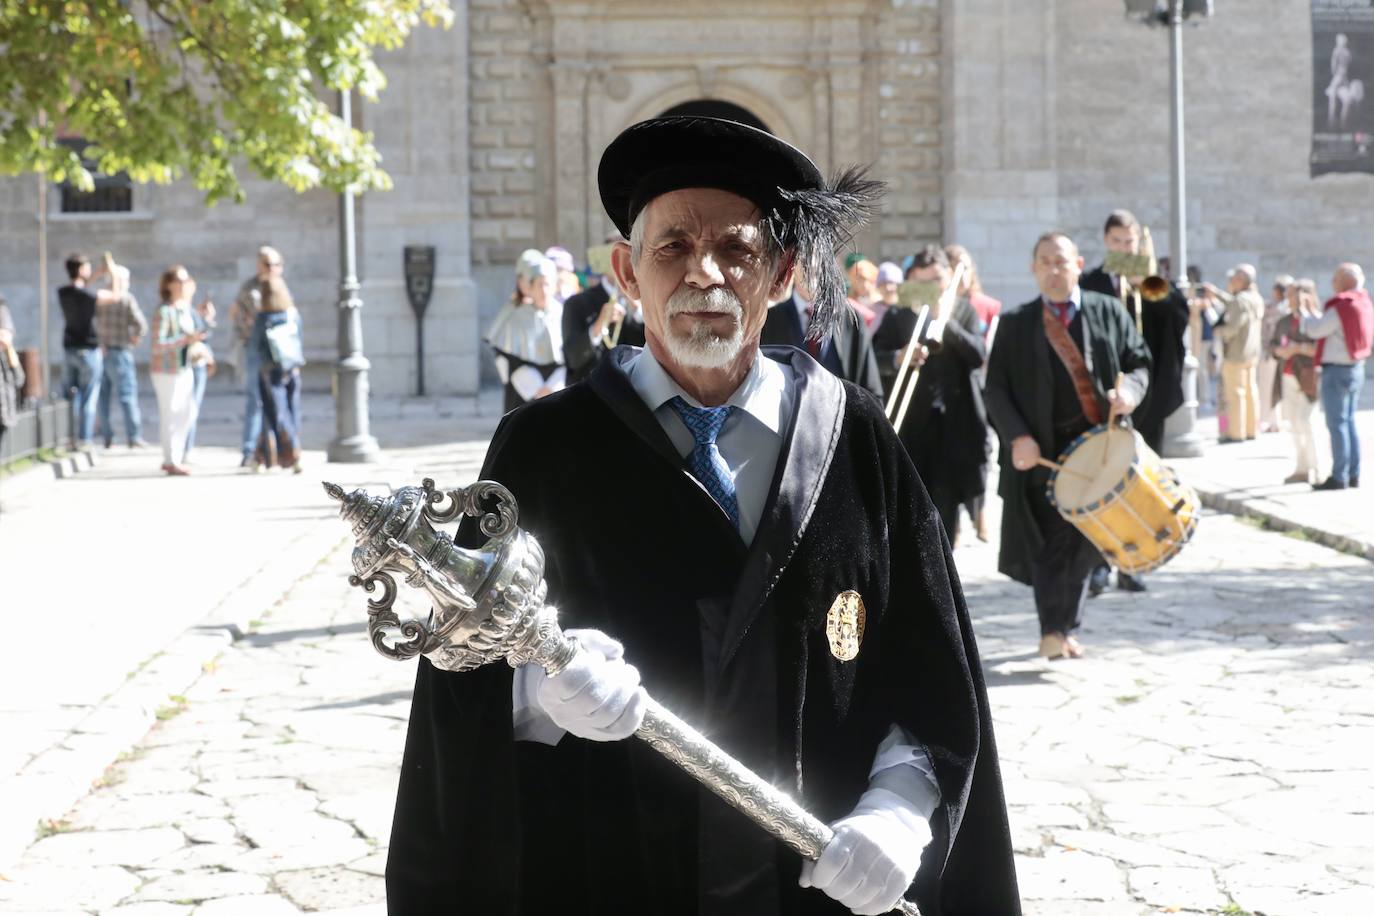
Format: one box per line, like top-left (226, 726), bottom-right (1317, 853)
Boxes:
top-left (1052, 427), bottom-right (1141, 513)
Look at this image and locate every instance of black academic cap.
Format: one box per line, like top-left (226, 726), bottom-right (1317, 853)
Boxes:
top-left (597, 116), bottom-right (884, 341)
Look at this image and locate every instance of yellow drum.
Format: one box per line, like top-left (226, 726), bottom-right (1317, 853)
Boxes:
top-left (1046, 425), bottom-right (1199, 575)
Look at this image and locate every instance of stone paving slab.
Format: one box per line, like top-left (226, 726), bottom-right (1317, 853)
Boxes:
top-left (1170, 391), bottom-right (1374, 560)
top-left (0, 390), bottom-right (503, 873)
top-left (4, 386), bottom-right (1370, 914)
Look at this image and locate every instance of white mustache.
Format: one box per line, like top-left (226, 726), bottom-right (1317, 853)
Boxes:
top-left (666, 286), bottom-right (742, 318)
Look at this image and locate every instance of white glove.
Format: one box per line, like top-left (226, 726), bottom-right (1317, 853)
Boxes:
top-left (529, 628), bottom-right (647, 742)
top-left (799, 787), bottom-right (932, 915)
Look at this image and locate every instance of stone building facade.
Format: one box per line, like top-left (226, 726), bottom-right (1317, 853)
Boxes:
top-left (2, 0), bottom-right (1370, 396)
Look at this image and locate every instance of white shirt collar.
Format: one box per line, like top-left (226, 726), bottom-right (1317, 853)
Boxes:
top-left (627, 346), bottom-right (788, 437)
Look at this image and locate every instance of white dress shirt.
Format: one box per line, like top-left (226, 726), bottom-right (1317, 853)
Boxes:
top-left (625, 346), bottom-right (790, 545)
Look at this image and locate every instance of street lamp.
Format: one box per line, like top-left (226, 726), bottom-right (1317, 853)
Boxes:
top-left (1124, 0), bottom-right (1213, 458)
top-left (327, 88), bottom-right (382, 464)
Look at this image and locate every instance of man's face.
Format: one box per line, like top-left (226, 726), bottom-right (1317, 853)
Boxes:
top-left (909, 263), bottom-right (950, 292)
top-left (1228, 272), bottom-right (1247, 294)
top-left (613, 187), bottom-right (786, 370)
top-left (1104, 225), bottom-right (1140, 255)
top-left (1033, 237), bottom-right (1084, 302)
top-left (877, 280), bottom-right (899, 303)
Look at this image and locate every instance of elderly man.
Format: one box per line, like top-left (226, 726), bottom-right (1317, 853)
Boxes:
top-left (1306, 262), bottom-right (1373, 490)
top-left (1204, 264), bottom-right (1266, 443)
top-left (387, 117), bottom-right (1019, 916)
top-left (984, 232), bottom-right (1151, 660)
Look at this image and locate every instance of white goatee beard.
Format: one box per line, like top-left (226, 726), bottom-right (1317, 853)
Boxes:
top-left (662, 286), bottom-right (746, 370)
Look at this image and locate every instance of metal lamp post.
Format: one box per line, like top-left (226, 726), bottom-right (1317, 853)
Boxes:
top-left (327, 89), bottom-right (382, 464)
top-left (1124, 0), bottom-right (1213, 458)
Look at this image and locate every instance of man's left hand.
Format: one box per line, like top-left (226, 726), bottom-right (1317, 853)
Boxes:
top-left (799, 787), bottom-right (931, 915)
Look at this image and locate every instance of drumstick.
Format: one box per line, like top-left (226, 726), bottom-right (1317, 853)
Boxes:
top-left (1037, 457), bottom-right (1092, 480)
top-left (1104, 371), bottom-right (1125, 467)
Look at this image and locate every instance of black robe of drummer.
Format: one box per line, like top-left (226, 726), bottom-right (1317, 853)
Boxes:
top-left (386, 348), bottom-right (1019, 915)
top-left (872, 298), bottom-right (989, 542)
top-left (1081, 267), bottom-right (1191, 452)
top-left (984, 287), bottom-right (1150, 638)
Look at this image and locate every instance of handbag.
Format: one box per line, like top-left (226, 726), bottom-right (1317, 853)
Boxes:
top-left (265, 319), bottom-right (305, 370)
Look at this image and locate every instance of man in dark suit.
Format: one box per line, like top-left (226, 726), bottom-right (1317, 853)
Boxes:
top-left (1079, 209), bottom-right (1190, 595)
top-left (984, 231), bottom-right (1151, 660)
top-left (759, 269), bottom-right (883, 399)
top-left (562, 261), bottom-right (647, 384)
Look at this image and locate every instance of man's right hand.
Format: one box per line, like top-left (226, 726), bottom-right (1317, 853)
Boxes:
top-left (531, 628), bottom-right (647, 742)
top-left (1011, 435), bottom-right (1041, 472)
top-left (592, 299), bottom-right (627, 338)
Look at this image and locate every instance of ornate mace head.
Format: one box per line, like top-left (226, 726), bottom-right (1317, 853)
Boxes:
top-left (323, 478), bottom-right (575, 676)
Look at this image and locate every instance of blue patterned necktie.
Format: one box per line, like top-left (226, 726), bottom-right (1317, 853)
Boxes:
top-left (667, 396), bottom-right (740, 528)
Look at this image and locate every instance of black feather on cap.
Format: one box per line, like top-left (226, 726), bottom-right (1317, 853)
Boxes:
top-left (597, 116), bottom-right (884, 341)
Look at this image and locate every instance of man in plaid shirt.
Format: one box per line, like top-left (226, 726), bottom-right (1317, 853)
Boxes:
top-left (96, 273), bottom-right (149, 449)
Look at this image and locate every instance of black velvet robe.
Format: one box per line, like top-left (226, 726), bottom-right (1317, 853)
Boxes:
top-left (1080, 267), bottom-right (1190, 452)
top-left (560, 284), bottom-right (647, 385)
top-left (759, 295), bottom-right (884, 399)
top-left (983, 292), bottom-right (1152, 586)
top-left (871, 299), bottom-right (989, 537)
top-left (386, 346), bottom-right (1019, 916)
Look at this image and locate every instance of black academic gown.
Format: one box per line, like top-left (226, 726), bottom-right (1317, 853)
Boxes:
top-left (560, 284), bottom-right (647, 385)
top-left (870, 299), bottom-right (989, 540)
top-left (1081, 267), bottom-right (1190, 452)
top-left (983, 291), bottom-right (1152, 587)
top-left (386, 346), bottom-right (1020, 916)
top-left (760, 295), bottom-right (883, 400)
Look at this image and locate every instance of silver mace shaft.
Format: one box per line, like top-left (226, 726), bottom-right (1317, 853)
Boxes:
top-left (326, 478), bottom-right (920, 916)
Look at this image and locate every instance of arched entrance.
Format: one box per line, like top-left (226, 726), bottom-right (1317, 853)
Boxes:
top-left (657, 99), bottom-right (771, 134)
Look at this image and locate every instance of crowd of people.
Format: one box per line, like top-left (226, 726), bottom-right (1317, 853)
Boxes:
top-left (1191, 264), bottom-right (1372, 490)
top-left (0, 246), bottom-right (305, 477)
top-left (481, 199), bottom-right (1372, 660)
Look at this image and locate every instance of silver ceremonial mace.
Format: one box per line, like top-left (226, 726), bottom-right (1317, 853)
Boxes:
top-left (325, 478), bottom-right (922, 916)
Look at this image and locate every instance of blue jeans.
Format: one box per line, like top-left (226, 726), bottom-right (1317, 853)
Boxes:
top-left (97, 347), bottom-right (143, 445)
top-left (1320, 362), bottom-right (1365, 484)
top-left (241, 348), bottom-right (263, 459)
top-left (185, 363), bottom-right (208, 454)
top-left (63, 348), bottom-right (103, 444)
top-left (256, 366), bottom-right (301, 467)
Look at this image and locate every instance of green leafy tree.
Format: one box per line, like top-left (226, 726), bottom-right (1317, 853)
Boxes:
top-left (0, 0), bottom-right (453, 203)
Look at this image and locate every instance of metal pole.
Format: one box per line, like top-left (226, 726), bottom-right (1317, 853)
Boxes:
top-left (1168, 0), bottom-right (1186, 285)
top-left (38, 110), bottom-right (50, 402)
top-left (415, 321), bottom-right (425, 397)
top-left (327, 88), bottom-right (382, 464)
top-left (1161, 0), bottom-right (1205, 458)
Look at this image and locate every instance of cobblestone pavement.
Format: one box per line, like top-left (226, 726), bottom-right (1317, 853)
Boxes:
top-left (2, 445), bottom-right (1370, 913)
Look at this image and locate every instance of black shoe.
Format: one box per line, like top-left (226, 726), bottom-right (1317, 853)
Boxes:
top-left (1313, 477), bottom-right (1347, 491)
top-left (1089, 565), bottom-right (1110, 597)
top-left (1351, 476), bottom-right (1360, 489)
top-left (1216, 437), bottom-right (1243, 445)
top-left (1117, 572), bottom-right (1147, 593)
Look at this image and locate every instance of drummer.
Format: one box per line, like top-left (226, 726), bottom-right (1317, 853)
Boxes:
top-left (984, 231), bottom-right (1152, 660)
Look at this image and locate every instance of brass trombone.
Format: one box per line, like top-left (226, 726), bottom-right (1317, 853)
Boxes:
top-left (887, 259), bottom-right (967, 433)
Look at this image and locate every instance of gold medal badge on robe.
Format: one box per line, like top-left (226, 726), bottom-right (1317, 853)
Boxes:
top-left (825, 590), bottom-right (866, 662)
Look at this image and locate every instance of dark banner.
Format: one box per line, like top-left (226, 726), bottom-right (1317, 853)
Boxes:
top-left (1312, 0), bottom-right (1374, 175)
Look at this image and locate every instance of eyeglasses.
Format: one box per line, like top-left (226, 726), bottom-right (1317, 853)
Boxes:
top-left (261, 260), bottom-right (283, 268)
